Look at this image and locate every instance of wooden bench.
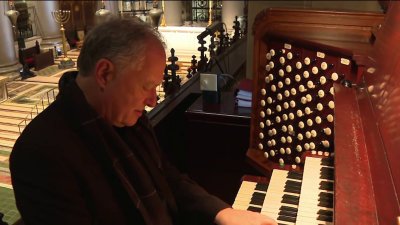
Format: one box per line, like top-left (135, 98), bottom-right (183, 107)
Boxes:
top-left (18, 41), bottom-right (40, 68)
top-left (18, 41), bottom-right (54, 71)
top-left (33, 49), bottom-right (54, 71)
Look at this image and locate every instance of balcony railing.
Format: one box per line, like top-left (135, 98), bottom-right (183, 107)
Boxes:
top-left (17, 88), bottom-right (57, 134)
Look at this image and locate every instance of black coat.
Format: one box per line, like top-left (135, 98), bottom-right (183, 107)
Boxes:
top-left (10, 76), bottom-right (229, 225)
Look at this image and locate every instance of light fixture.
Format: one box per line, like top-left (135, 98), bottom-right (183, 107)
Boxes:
top-left (5, 1), bottom-right (19, 40)
top-left (95, 0), bottom-right (111, 24)
top-left (148, 0), bottom-right (163, 30)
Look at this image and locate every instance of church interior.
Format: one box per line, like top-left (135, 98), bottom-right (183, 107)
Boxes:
top-left (0, 0), bottom-right (399, 225)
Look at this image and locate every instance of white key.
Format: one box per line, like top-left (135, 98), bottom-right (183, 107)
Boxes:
top-left (296, 157), bottom-right (334, 225)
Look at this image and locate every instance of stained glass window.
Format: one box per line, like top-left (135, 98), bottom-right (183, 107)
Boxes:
top-left (191, 0), bottom-right (222, 23)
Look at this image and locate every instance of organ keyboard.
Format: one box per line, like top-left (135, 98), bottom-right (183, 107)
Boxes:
top-left (233, 157), bottom-right (334, 225)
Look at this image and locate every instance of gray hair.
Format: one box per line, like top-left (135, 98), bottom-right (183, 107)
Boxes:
top-left (77, 17), bottom-right (165, 76)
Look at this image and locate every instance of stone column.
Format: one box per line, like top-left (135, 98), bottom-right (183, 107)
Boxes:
top-left (0, 2), bottom-right (22, 76)
top-left (222, 0), bottom-right (244, 34)
top-left (34, 1), bottom-right (62, 47)
top-left (164, 1), bottom-right (183, 26)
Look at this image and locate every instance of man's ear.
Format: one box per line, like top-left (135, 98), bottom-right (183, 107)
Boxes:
top-left (94, 58), bottom-right (115, 89)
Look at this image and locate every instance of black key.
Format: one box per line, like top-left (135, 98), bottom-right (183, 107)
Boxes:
top-left (284, 186), bottom-right (301, 194)
top-left (284, 183), bottom-right (301, 191)
top-left (318, 197), bottom-right (333, 207)
top-left (319, 192), bottom-right (333, 199)
top-left (320, 167), bottom-right (334, 176)
top-left (320, 173), bottom-right (334, 181)
top-left (287, 171), bottom-right (303, 180)
top-left (319, 181), bottom-right (334, 191)
top-left (285, 184), bottom-right (301, 191)
top-left (285, 180), bottom-right (302, 188)
top-left (282, 194), bottom-right (299, 205)
top-left (277, 215), bottom-right (297, 223)
top-left (250, 197), bottom-right (265, 206)
top-left (283, 194), bottom-right (299, 201)
top-left (252, 192), bottom-right (266, 200)
top-left (280, 205), bottom-right (298, 213)
top-left (321, 157), bottom-right (334, 167)
top-left (247, 206), bottom-right (262, 212)
top-left (285, 181), bottom-right (301, 190)
top-left (281, 197), bottom-right (299, 205)
top-left (284, 183), bottom-right (301, 190)
top-left (320, 172), bottom-right (334, 180)
top-left (318, 192), bottom-right (333, 201)
top-left (318, 209), bottom-right (333, 217)
top-left (317, 214), bottom-right (333, 222)
top-left (279, 209), bottom-right (297, 217)
top-left (318, 200), bottom-right (333, 208)
top-left (255, 183), bottom-right (268, 191)
top-left (318, 195), bottom-right (332, 203)
top-left (319, 194), bottom-right (333, 202)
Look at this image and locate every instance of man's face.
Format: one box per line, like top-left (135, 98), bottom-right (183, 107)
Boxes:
top-left (100, 41), bottom-right (166, 127)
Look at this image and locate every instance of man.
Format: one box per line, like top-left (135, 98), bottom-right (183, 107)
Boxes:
top-left (10, 18), bottom-right (277, 225)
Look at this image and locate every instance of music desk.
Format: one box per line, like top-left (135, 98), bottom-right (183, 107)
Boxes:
top-left (184, 91), bottom-right (260, 204)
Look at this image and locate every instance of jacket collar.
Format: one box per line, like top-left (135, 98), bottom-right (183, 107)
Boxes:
top-left (56, 71), bottom-right (117, 132)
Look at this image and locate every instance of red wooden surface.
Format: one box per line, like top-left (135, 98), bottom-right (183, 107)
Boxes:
top-left (333, 84), bottom-right (377, 225)
top-left (360, 2), bottom-right (400, 224)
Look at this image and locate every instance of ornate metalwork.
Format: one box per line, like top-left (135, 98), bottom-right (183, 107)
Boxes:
top-left (51, 10), bottom-right (74, 68)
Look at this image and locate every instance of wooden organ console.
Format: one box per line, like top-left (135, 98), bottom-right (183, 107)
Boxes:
top-left (233, 4), bottom-right (400, 225)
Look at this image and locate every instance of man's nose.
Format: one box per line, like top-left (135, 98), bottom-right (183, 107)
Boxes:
top-left (145, 91), bottom-right (158, 108)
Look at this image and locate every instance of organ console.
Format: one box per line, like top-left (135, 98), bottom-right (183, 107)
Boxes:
top-left (233, 4), bottom-right (400, 225)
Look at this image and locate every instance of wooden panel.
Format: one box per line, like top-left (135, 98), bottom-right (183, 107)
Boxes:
top-left (357, 87), bottom-right (400, 225)
top-left (361, 2), bottom-right (400, 224)
top-left (59, 1), bottom-right (97, 40)
top-left (82, 1), bottom-right (97, 30)
top-left (184, 91), bottom-right (256, 204)
top-left (333, 84), bottom-right (377, 225)
top-left (252, 8), bottom-right (384, 59)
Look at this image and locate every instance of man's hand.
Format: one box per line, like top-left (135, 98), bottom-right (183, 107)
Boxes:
top-left (214, 208), bottom-right (278, 225)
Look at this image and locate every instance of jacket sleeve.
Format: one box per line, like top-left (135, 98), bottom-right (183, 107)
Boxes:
top-left (139, 115), bottom-right (231, 225)
top-left (162, 156), bottom-right (230, 225)
top-left (10, 139), bottom-right (92, 225)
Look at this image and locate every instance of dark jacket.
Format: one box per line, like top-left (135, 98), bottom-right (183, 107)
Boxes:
top-left (10, 73), bottom-right (229, 225)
